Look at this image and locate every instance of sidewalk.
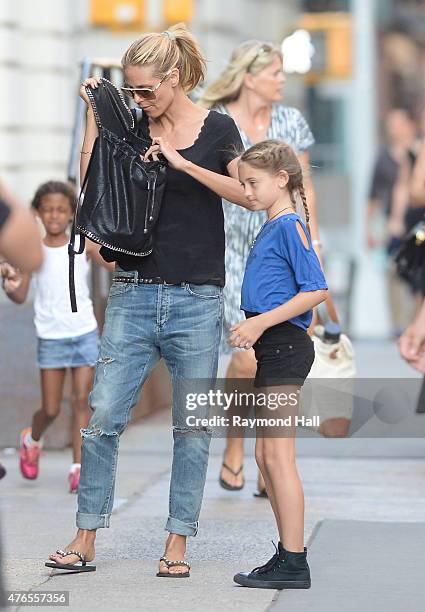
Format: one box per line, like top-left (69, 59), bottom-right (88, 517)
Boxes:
top-left (2, 405), bottom-right (425, 611)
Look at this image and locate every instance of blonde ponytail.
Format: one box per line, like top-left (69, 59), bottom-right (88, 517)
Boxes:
top-left (122, 23), bottom-right (206, 92)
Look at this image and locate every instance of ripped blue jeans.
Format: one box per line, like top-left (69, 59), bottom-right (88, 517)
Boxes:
top-left (76, 271), bottom-right (223, 537)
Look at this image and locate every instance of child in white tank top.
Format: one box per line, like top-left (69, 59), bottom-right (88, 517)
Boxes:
top-left (1, 181), bottom-right (113, 492)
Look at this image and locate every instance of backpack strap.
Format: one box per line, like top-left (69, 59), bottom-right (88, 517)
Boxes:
top-left (68, 164), bottom-right (91, 313)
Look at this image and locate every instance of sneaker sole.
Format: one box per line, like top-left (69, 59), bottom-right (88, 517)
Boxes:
top-left (234, 574), bottom-right (311, 590)
top-left (20, 463), bottom-right (38, 480)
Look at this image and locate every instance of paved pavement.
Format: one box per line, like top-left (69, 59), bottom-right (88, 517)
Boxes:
top-left (270, 519), bottom-right (425, 612)
top-left (2, 414), bottom-right (425, 609)
top-left (1, 341), bottom-right (425, 611)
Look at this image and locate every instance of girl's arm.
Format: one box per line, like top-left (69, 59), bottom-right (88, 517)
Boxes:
top-left (256, 290), bottom-right (328, 330)
top-left (143, 137), bottom-right (251, 208)
top-left (1, 264), bottom-right (32, 304)
top-left (298, 151), bottom-right (322, 330)
top-left (229, 289), bottom-right (328, 349)
top-left (182, 157), bottom-right (250, 207)
top-left (85, 239), bottom-right (115, 271)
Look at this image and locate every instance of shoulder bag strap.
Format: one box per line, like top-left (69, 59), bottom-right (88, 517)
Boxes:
top-left (68, 158), bottom-right (92, 312)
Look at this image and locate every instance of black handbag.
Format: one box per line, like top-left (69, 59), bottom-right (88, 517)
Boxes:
top-left (69, 78), bottom-right (167, 312)
top-left (395, 218), bottom-right (425, 289)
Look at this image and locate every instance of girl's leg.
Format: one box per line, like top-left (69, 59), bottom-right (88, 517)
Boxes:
top-left (233, 414), bottom-right (309, 589)
top-left (32, 369), bottom-right (67, 439)
top-left (70, 366), bottom-right (94, 463)
top-left (255, 434), bottom-right (279, 518)
top-left (21, 369), bottom-right (66, 481)
top-left (220, 351), bottom-right (257, 489)
top-left (261, 435), bottom-right (304, 551)
top-left (258, 385), bottom-right (305, 551)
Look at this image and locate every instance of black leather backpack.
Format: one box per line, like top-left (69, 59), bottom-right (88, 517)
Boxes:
top-left (69, 78), bottom-right (167, 311)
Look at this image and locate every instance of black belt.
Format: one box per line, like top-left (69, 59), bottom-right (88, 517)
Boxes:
top-left (113, 275), bottom-right (178, 285)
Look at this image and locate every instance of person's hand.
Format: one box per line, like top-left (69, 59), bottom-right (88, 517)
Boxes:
top-left (142, 137), bottom-right (188, 171)
top-left (398, 321), bottom-right (425, 373)
top-left (1, 262), bottom-right (23, 293)
top-left (0, 261), bottom-right (10, 278)
top-left (228, 316), bottom-right (267, 350)
top-left (80, 77), bottom-right (102, 106)
top-left (307, 309), bottom-right (319, 337)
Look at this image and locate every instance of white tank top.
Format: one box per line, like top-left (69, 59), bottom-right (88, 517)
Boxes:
top-left (33, 241), bottom-right (98, 339)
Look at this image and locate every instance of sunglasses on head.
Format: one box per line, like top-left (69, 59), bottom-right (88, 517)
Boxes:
top-left (246, 44), bottom-right (273, 72)
top-left (121, 69), bottom-right (172, 101)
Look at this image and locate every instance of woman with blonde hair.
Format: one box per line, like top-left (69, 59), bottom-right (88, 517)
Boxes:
top-left (200, 40), bottom-right (321, 495)
top-left (47, 23), bottom-right (247, 578)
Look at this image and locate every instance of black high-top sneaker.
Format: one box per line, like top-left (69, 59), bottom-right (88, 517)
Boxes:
top-left (233, 546), bottom-right (311, 589)
top-left (247, 541), bottom-right (283, 576)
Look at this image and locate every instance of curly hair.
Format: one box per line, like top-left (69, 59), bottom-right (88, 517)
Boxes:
top-left (31, 181), bottom-right (77, 213)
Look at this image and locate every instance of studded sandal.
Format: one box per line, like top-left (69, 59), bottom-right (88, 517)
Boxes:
top-left (157, 556), bottom-right (190, 578)
top-left (45, 549), bottom-right (96, 573)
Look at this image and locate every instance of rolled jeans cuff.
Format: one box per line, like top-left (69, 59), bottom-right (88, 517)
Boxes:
top-left (165, 516), bottom-right (199, 537)
top-left (76, 512), bottom-right (110, 530)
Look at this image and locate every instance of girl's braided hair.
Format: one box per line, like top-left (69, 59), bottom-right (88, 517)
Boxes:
top-left (239, 139), bottom-right (310, 230)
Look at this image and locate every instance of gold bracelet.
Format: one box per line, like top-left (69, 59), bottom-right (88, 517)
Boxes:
top-left (80, 150), bottom-right (92, 155)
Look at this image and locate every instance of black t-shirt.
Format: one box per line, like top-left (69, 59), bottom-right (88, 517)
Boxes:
top-left (115, 111), bottom-right (243, 286)
top-left (0, 198), bottom-right (11, 232)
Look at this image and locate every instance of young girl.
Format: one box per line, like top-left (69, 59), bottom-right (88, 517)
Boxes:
top-left (229, 140), bottom-right (328, 589)
top-left (1, 181), bottom-right (113, 493)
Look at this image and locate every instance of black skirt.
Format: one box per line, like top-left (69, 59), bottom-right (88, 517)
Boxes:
top-left (245, 313), bottom-right (315, 388)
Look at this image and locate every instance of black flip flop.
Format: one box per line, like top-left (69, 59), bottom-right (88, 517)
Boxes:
top-left (45, 549), bottom-right (96, 573)
top-left (219, 462), bottom-right (245, 491)
top-left (157, 556), bottom-right (190, 578)
top-left (253, 488), bottom-right (268, 499)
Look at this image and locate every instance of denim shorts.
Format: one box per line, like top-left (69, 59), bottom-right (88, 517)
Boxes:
top-left (37, 328), bottom-right (99, 369)
top-left (246, 313), bottom-right (315, 388)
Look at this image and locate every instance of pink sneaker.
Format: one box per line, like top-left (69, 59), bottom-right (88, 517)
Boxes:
top-left (19, 428), bottom-right (42, 480)
top-left (68, 464), bottom-right (81, 493)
